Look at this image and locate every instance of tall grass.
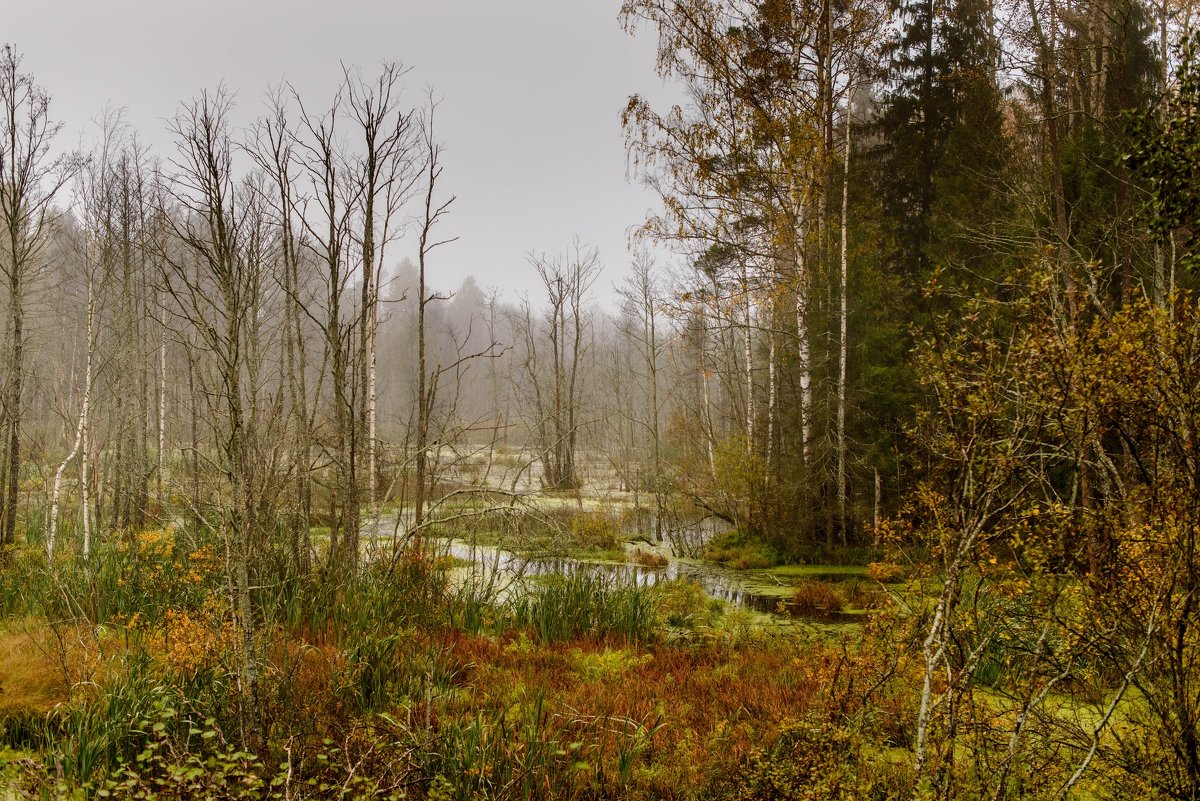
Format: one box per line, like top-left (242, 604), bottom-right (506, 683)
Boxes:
top-left (413, 687), bottom-right (653, 801)
top-left (510, 573), bottom-right (657, 643)
top-left (446, 578), bottom-right (500, 635)
top-left (259, 549), bottom-right (449, 639)
top-left (34, 652), bottom-right (209, 786)
top-left (0, 529), bottom-right (220, 624)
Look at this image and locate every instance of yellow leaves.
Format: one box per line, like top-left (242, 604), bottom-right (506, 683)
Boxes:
top-left (117, 528), bottom-right (217, 597)
top-left (143, 598), bottom-right (232, 675)
top-left (136, 526), bottom-right (176, 559)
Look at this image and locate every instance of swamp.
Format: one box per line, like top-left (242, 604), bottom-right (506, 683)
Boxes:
top-left (1, 1), bottom-right (1199, 798)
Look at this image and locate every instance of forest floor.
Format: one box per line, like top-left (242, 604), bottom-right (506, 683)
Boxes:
top-left (0, 488), bottom-right (925, 799)
top-left (0, 454), bottom-right (927, 798)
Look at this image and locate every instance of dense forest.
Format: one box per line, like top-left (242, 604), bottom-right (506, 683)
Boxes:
top-left (0, 0), bottom-right (1197, 796)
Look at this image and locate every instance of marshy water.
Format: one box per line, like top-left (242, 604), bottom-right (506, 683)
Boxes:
top-left (439, 537), bottom-right (868, 623)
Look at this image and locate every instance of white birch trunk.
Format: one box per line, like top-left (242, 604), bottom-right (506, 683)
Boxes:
top-left (49, 413), bottom-right (84, 561)
top-left (158, 303), bottom-right (166, 507)
top-left (698, 300), bottom-right (717, 479)
top-left (742, 264), bottom-right (754, 454)
top-left (796, 241), bottom-right (812, 464)
top-left (702, 368), bottom-right (716, 480)
top-left (82, 402), bottom-right (91, 558)
top-left (766, 329), bottom-right (776, 471)
top-left (50, 281), bottom-right (94, 561)
top-left (837, 85), bottom-right (852, 539)
top-left (873, 468), bottom-right (881, 541)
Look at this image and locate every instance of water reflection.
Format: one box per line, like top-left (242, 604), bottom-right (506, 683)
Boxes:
top-left (442, 538), bottom-right (863, 623)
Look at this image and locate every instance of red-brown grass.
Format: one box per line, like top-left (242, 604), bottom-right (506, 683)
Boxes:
top-left (436, 627), bottom-right (893, 795)
top-left (631, 548), bottom-right (670, 568)
top-left (791, 580), bottom-right (846, 614)
top-left (0, 627), bottom-right (71, 714)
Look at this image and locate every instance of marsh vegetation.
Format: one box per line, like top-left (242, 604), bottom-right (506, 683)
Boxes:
top-left (0, 1), bottom-right (1198, 797)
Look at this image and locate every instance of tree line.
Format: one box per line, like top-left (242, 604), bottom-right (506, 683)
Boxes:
top-left (619, 0), bottom-right (1196, 555)
top-left (2, 0), bottom-right (1197, 571)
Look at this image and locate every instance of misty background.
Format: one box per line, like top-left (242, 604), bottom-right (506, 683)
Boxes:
top-left (6, 0), bottom-right (678, 304)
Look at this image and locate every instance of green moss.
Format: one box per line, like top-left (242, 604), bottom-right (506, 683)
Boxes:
top-left (760, 564), bottom-right (867, 579)
top-left (704, 530), bottom-right (781, 570)
top-left (568, 647), bottom-right (653, 681)
top-left (654, 577), bottom-right (724, 628)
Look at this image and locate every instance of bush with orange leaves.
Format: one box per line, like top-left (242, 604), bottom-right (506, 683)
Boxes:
top-left (865, 561), bottom-right (905, 583)
top-left (103, 527), bottom-right (221, 624)
top-left (142, 595), bottom-right (234, 675)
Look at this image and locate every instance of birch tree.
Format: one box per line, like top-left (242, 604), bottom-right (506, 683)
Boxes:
top-left (344, 63), bottom-right (419, 526)
top-left (0, 45), bottom-right (74, 548)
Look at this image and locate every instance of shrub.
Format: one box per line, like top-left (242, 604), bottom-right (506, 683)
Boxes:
top-left (0, 528), bottom-right (221, 625)
top-left (704, 530), bottom-right (779, 570)
top-left (569, 646), bottom-right (653, 681)
top-left (569, 510), bottom-right (623, 553)
top-left (654, 577), bottom-right (721, 629)
top-left (707, 714), bottom-right (912, 800)
top-left (791, 581), bottom-right (845, 615)
top-left (866, 562), bottom-right (905, 583)
top-left (632, 548), bottom-right (669, 568)
top-left (83, 707), bottom-right (267, 801)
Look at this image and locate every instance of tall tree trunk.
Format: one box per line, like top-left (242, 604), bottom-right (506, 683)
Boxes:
top-left (767, 327), bottom-right (777, 477)
top-left (2, 267), bottom-right (22, 547)
top-left (837, 84), bottom-right (852, 545)
top-left (81, 414), bottom-right (91, 557)
top-left (368, 290), bottom-right (378, 524)
top-left (646, 280), bottom-right (663, 543)
top-left (414, 101), bottom-right (456, 527)
top-left (795, 209), bottom-right (813, 466)
top-left (360, 183), bottom-right (375, 531)
top-left (416, 243), bottom-right (428, 529)
top-left (873, 468), bottom-right (881, 543)
top-left (157, 296), bottom-right (166, 509)
top-left (187, 341), bottom-right (201, 518)
top-left (49, 281), bottom-right (95, 560)
top-left (741, 262), bottom-right (754, 455)
top-left (1027, 0), bottom-right (1076, 310)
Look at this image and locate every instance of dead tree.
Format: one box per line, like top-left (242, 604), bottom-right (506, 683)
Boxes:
top-left (515, 241), bottom-right (600, 491)
top-left (159, 88), bottom-right (280, 747)
top-left (0, 45), bottom-right (74, 547)
top-left (414, 96), bottom-right (456, 530)
top-left (343, 63), bottom-right (419, 527)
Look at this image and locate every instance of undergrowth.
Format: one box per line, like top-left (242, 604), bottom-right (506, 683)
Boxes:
top-left (0, 523), bottom-right (922, 800)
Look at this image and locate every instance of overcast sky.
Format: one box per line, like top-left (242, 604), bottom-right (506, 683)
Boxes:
top-left (6, 0), bottom-right (677, 305)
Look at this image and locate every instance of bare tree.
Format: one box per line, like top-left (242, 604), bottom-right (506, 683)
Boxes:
top-left (159, 88), bottom-right (284, 746)
top-left (47, 110), bottom-right (126, 559)
top-left (413, 95), bottom-right (456, 530)
top-left (616, 250), bottom-right (669, 541)
top-left (290, 85), bottom-right (361, 569)
top-left (344, 63), bottom-right (419, 526)
top-left (515, 241), bottom-right (600, 491)
top-left (249, 87), bottom-right (318, 571)
top-left (0, 45), bottom-right (74, 548)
